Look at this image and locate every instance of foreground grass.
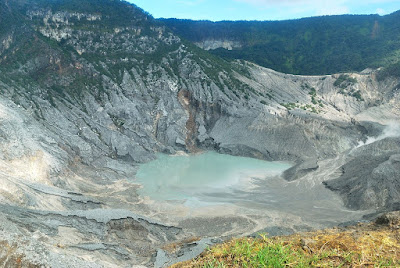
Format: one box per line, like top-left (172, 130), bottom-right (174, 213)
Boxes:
top-left (172, 213), bottom-right (400, 267)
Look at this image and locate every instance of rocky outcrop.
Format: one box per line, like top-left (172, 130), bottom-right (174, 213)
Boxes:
top-left (283, 158), bottom-right (319, 181)
top-left (194, 39), bottom-right (242, 51)
top-left (324, 138), bottom-right (400, 210)
top-left (0, 205), bottom-right (183, 266)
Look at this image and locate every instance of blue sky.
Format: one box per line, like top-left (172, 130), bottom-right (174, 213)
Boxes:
top-left (130, 0), bottom-right (400, 21)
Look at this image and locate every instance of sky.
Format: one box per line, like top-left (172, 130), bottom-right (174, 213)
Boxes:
top-left (130, 0), bottom-right (400, 21)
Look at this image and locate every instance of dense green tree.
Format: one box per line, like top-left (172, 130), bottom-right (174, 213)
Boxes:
top-left (162, 11), bottom-right (400, 75)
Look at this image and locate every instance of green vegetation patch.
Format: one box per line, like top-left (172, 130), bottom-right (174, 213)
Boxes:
top-left (163, 12), bottom-right (400, 75)
top-left (280, 102), bottom-right (297, 110)
top-left (172, 221), bottom-right (400, 268)
top-left (352, 90), bottom-right (363, 101)
top-left (377, 61), bottom-right (400, 81)
top-left (333, 74), bottom-right (357, 89)
top-left (281, 102), bottom-right (320, 113)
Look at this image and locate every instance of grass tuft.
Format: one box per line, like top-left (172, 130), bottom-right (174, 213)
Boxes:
top-left (172, 217), bottom-right (400, 268)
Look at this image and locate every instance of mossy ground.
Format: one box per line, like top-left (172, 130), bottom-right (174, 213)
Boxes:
top-left (172, 213), bottom-right (400, 268)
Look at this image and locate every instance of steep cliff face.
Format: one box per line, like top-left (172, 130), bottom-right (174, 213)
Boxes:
top-left (195, 39), bottom-right (242, 51)
top-left (0, 0), bottom-right (399, 266)
top-left (2, 0), bottom-right (388, 166)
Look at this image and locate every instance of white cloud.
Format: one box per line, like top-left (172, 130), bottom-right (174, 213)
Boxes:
top-left (316, 5), bottom-right (350, 16)
top-left (235, 0), bottom-right (351, 17)
top-left (376, 8), bottom-right (385, 15)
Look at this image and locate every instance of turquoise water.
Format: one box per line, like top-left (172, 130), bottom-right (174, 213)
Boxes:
top-left (135, 151), bottom-right (291, 203)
